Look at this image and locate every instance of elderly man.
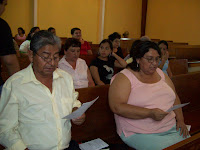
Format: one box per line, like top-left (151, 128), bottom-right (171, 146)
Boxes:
top-left (0, 30), bottom-right (85, 150)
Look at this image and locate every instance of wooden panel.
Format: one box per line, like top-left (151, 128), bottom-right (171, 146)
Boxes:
top-left (175, 48), bottom-right (200, 60)
top-left (169, 59), bottom-right (188, 76)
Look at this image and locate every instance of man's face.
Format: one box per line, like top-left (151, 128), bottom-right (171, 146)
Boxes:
top-left (31, 44), bottom-right (60, 78)
top-left (0, 0), bottom-right (7, 16)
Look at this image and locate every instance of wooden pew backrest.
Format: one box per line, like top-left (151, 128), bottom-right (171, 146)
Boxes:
top-left (73, 85), bottom-right (122, 144)
top-left (169, 59), bottom-right (188, 76)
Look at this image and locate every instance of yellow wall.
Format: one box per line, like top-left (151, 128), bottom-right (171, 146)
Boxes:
top-left (104, 0), bottom-right (142, 39)
top-left (1, 0), bottom-right (33, 37)
top-left (146, 0), bottom-right (200, 45)
top-left (38, 0), bottom-right (100, 43)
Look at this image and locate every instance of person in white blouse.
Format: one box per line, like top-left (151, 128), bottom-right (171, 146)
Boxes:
top-left (0, 31), bottom-right (85, 150)
top-left (59, 38), bottom-right (95, 89)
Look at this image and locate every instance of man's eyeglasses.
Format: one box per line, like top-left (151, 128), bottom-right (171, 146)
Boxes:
top-left (35, 52), bottom-right (60, 63)
top-left (143, 57), bottom-right (161, 63)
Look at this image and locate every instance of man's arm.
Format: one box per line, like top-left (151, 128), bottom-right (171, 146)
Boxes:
top-left (0, 86), bottom-right (26, 149)
top-left (1, 54), bottom-right (20, 76)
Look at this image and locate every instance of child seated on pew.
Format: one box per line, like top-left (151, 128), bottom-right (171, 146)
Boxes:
top-left (58, 38), bottom-right (95, 89)
top-left (90, 39), bottom-right (127, 85)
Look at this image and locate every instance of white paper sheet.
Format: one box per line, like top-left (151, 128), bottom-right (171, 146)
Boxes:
top-left (166, 102), bottom-right (190, 112)
top-left (79, 138), bottom-right (109, 150)
top-left (62, 96), bottom-right (99, 120)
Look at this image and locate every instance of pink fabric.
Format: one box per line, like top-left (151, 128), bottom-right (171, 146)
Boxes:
top-left (58, 56), bottom-right (89, 89)
top-left (16, 34), bottom-right (26, 41)
top-left (112, 68), bottom-right (176, 137)
top-left (80, 41), bottom-right (91, 55)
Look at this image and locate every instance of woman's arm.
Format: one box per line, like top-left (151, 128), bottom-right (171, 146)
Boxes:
top-left (109, 72), bottom-right (168, 120)
top-left (112, 52), bottom-right (127, 68)
top-left (167, 66), bottom-right (173, 78)
top-left (164, 73), bottom-right (189, 137)
top-left (87, 68), bottom-right (95, 87)
top-left (89, 66), bottom-right (105, 85)
top-left (159, 51), bottom-right (169, 69)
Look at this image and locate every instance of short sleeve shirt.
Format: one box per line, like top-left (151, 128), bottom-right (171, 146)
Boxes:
top-left (90, 57), bottom-right (115, 84)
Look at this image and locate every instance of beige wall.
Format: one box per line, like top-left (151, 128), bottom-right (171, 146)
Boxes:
top-left (1, 0), bottom-right (33, 37)
top-left (146, 0), bottom-right (200, 45)
top-left (104, 0), bottom-right (142, 39)
top-left (38, 0), bottom-right (100, 43)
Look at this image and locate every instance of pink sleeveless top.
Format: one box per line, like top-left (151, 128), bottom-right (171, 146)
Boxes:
top-left (112, 68), bottom-right (176, 137)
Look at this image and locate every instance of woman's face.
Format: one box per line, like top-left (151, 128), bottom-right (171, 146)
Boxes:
top-left (64, 46), bottom-right (80, 62)
top-left (72, 30), bottom-right (82, 40)
top-left (137, 48), bottom-right (160, 75)
top-left (99, 42), bottom-right (112, 58)
top-left (159, 43), bottom-right (168, 55)
top-left (31, 28), bottom-right (40, 37)
top-left (112, 38), bottom-right (120, 49)
top-left (18, 29), bottom-right (23, 34)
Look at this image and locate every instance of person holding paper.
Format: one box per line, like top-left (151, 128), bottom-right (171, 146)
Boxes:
top-left (0, 31), bottom-right (85, 150)
top-left (109, 41), bottom-right (190, 150)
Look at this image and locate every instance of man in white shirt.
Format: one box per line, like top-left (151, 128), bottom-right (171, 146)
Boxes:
top-left (0, 30), bottom-right (85, 150)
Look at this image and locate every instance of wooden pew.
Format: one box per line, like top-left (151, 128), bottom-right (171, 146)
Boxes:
top-left (174, 47), bottom-right (200, 60)
top-left (171, 72), bottom-right (200, 135)
top-left (169, 59), bottom-right (188, 76)
top-left (164, 132), bottom-right (200, 150)
top-left (74, 85), bottom-right (132, 150)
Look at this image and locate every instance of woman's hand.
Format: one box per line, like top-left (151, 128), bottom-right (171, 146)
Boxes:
top-left (72, 113), bottom-right (86, 125)
top-left (161, 51), bottom-right (169, 62)
top-left (150, 108), bottom-right (168, 121)
top-left (176, 121), bottom-right (190, 138)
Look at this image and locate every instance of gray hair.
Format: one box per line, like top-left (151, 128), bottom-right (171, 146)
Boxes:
top-left (30, 30), bottom-right (61, 53)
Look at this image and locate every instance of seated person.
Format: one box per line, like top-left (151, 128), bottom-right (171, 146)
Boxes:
top-left (59, 38), bottom-right (95, 89)
top-left (14, 27), bottom-right (26, 42)
top-left (71, 27), bottom-right (92, 55)
top-left (158, 40), bottom-right (172, 78)
top-left (108, 32), bottom-right (124, 59)
top-left (19, 27), bottom-right (40, 54)
top-left (48, 27), bottom-right (56, 35)
top-left (109, 41), bottom-right (190, 150)
top-left (90, 39), bottom-right (127, 85)
top-left (0, 30), bottom-right (85, 150)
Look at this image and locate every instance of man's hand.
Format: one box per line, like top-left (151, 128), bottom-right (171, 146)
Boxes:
top-left (72, 113), bottom-right (86, 125)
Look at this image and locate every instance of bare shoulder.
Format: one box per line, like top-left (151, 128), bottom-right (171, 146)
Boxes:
top-left (164, 73), bottom-right (175, 91)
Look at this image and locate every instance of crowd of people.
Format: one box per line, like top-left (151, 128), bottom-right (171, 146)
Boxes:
top-left (0, 0), bottom-right (190, 150)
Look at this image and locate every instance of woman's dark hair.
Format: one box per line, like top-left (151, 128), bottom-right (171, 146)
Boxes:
top-left (99, 39), bottom-right (113, 51)
top-left (71, 27), bottom-right (81, 35)
top-left (127, 41), bottom-right (161, 71)
top-left (0, 0), bottom-right (4, 4)
top-left (26, 27), bottom-right (40, 40)
top-left (108, 32), bottom-right (121, 42)
top-left (129, 40), bottom-right (141, 57)
top-left (18, 27), bottom-right (25, 34)
top-left (48, 27), bottom-right (55, 32)
top-left (158, 40), bottom-right (168, 49)
top-left (64, 38), bottom-right (81, 51)
top-left (30, 30), bottom-right (61, 54)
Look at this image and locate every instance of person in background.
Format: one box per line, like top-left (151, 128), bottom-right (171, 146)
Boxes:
top-left (90, 39), bottom-right (127, 85)
top-left (109, 41), bottom-right (189, 150)
top-left (14, 27), bottom-right (26, 42)
top-left (71, 27), bottom-right (92, 55)
top-left (140, 35), bottom-right (151, 41)
top-left (0, 0), bottom-right (20, 95)
top-left (59, 38), bottom-right (95, 89)
top-left (108, 32), bottom-right (124, 59)
top-left (158, 40), bottom-right (172, 78)
top-left (48, 27), bottom-right (56, 35)
top-left (122, 31), bottom-right (129, 38)
top-left (0, 30), bottom-right (85, 150)
top-left (19, 26), bottom-right (40, 54)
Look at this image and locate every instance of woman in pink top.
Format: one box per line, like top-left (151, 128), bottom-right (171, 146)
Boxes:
top-left (71, 28), bottom-right (93, 55)
top-left (58, 38), bottom-right (95, 89)
top-left (14, 27), bottom-right (26, 42)
top-left (109, 41), bottom-right (190, 150)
